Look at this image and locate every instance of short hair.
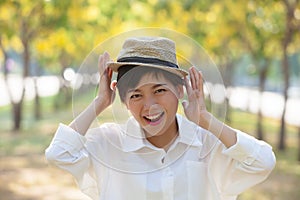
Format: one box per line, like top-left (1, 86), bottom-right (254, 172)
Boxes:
top-left (116, 66), bottom-right (184, 103)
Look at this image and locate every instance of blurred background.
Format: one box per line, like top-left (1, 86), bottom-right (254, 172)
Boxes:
top-left (0, 0), bottom-right (299, 199)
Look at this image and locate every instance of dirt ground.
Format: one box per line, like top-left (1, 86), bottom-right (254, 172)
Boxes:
top-left (0, 154), bottom-right (91, 200)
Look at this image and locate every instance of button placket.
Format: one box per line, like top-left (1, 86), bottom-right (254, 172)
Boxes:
top-left (160, 150), bottom-right (167, 165)
top-left (162, 167), bottom-right (174, 200)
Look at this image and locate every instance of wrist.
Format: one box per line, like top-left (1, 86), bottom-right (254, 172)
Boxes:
top-left (198, 111), bottom-right (212, 130)
top-left (93, 96), bottom-right (110, 115)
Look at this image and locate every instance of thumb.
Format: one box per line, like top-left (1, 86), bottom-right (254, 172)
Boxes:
top-left (181, 100), bottom-right (188, 110)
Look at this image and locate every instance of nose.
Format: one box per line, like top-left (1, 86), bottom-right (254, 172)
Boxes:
top-left (143, 94), bottom-right (156, 109)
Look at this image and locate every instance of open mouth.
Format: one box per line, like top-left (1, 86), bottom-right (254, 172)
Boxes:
top-left (143, 112), bottom-right (165, 124)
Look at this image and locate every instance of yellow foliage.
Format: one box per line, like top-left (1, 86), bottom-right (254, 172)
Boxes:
top-left (10, 36), bottom-right (23, 53)
top-left (0, 0), bottom-right (293, 73)
top-left (205, 36), bottom-right (218, 49)
top-left (35, 39), bottom-right (48, 54)
top-left (67, 4), bottom-right (85, 27)
top-left (85, 6), bottom-right (100, 21)
top-left (34, 28), bottom-right (77, 59)
top-left (51, 29), bottom-right (68, 48)
top-left (0, 3), bottom-right (15, 22)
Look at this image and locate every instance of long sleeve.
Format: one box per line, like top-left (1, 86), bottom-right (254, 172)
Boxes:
top-left (45, 123), bottom-right (98, 199)
top-left (209, 130), bottom-right (276, 197)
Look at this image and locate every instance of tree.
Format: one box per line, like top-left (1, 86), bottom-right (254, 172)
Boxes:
top-left (0, 0), bottom-right (59, 130)
top-left (241, 1), bottom-right (282, 140)
top-left (7, 0), bottom-right (46, 130)
top-left (278, 0), bottom-right (300, 150)
top-left (204, 1), bottom-right (248, 122)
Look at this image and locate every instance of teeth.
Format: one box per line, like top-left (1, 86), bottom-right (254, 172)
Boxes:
top-left (145, 113), bottom-right (163, 121)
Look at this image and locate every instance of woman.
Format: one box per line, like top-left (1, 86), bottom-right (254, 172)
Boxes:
top-left (45, 37), bottom-right (276, 200)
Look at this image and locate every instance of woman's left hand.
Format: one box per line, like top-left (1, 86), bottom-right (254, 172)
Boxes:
top-left (182, 67), bottom-right (208, 128)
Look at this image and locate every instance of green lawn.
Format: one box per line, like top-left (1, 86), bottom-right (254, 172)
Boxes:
top-left (0, 94), bottom-right (299, 200)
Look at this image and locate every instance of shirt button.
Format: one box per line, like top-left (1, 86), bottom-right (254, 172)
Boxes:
top-left (161, 157), bottom-right (165, 163)
top-left (244, 157), bottom-right (254, 165)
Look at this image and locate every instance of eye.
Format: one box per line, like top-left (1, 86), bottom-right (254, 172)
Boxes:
top-left (130, 94), bottom-right (142, 99)
top-left (155, 88), bottom-right (167, 94)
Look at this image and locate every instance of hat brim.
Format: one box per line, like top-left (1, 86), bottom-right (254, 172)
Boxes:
top-left (107, 61), bottom-right (188, 78)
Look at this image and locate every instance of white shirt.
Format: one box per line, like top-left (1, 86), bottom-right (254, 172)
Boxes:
top-left (45, 114), bottom-right (276, 200)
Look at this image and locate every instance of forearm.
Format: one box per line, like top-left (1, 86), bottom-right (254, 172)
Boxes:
top-left (69, 96), bottom-right (108, 135)
top-left (200, 111), bottom-right (237, 148)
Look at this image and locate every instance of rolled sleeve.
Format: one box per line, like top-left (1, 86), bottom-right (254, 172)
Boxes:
top-left (215, 130), bottom-right (276, 196)
top-left (45, 123), bottom-right (88, 164)
top-left (45, 124), bottom-right (98, 199)
top-left (222, 130), bottom-right (275, 168)
top-left (51, 123), bottom-right (86, 150)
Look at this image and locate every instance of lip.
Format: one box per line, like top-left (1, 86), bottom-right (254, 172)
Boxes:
top-left (143, 112), bottom-right (165, 126)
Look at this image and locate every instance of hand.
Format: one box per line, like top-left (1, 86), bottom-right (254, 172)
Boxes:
top-left (69, 52), bottom-right (115, 135)
top-left (182, 67), bottom-right (208, 128)
top-left (95, 52), bottom-right (116, 113)
top-left (182, 67), bottom-right (238, 147)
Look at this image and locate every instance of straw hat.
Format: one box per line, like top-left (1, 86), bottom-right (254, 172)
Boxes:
top-left (107, 37), bottom-right (188, 78)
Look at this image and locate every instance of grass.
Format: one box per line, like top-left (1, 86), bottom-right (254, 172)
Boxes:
top-left (0, 94), bottom-right (299, 200)
top-left (227, 109), bottom-right (300, 200)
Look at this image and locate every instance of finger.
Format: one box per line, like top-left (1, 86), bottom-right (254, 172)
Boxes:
top-left (195, 68), bottom-right (201, 90)
top-left (189, 68), bottom-right (196, 90)
top-left (98, 54), bottom-right (105, 75)
top-left (192, 67), bottom-right (201, 90)
top-left (103, 51), bottom-right (110, 63)
top-left (98, 52), bottom-right (110, 75)
top-left (184, 76), bottom-right (193, 95)
top-left (199, 71), bottom-right (205, 98)
top-left (107, 67), bottom-right (113, 79)
top-left (181, 100), bottom-right (188, 110)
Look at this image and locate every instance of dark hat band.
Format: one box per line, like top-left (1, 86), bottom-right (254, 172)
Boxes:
top-left (117, 65), bottom-right (136, 81)
top-left (117, 56), bottom-right (179, 69)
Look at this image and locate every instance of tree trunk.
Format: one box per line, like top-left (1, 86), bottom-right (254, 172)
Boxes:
top-left (298, 126), bottom-right (300, 162)
top-left (33, 75), bottom-right (41, 120)
top-left (256, 60), bottom-right (269, 140)
top-left (12, 99), bottom-right (24, 131)
top-left (278, 0), bottom-right (296, 150)
top-left (278, 51), bottom-right (289, 150)
top-left (0, 36), bottom-right (25, 132)
top-left (13, 23), bottom-right (31, 131)
top-left (219, 58), bottom-right (235, 124)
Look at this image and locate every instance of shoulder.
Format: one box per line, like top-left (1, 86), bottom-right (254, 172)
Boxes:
top-left (177, 114), bottom-right (222, 156)
top-left (85, 122), bottom-right (123, 146)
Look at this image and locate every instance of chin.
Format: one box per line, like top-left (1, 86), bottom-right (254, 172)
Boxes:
top-left (142, 125), bottom-right (166, 137)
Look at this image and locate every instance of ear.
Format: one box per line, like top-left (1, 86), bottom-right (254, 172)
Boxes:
top-left (110, 80), bottom-right (129, 109)
top-left (110, 80), bottom-right (117, 90)
top-left (176, 85), bottom-right (184, 99)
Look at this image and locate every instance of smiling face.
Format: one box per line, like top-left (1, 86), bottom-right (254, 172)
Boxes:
top-left (124, 73), bottom-right (183, 137)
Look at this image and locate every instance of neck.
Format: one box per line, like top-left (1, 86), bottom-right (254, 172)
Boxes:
top-left (145, 120), bottom-right (179, 152)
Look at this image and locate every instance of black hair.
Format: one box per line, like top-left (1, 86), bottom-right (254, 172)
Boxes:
top-left (116, 65), bottom-right (184, 103)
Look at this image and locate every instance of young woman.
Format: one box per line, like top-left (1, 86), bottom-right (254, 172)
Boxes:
top-left (46, 37), bottom-right (276, 200)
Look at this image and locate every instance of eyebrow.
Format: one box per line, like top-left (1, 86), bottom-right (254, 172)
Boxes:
top-left (127, 83), bottom-right (167, 93)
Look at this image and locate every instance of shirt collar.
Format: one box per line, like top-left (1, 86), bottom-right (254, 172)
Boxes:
top-left (176, 114), bottom-right (203, 147)
top-left (121, 114), bottom-right (202, 152)
top-left (120, 116), bottom-right (148, 152)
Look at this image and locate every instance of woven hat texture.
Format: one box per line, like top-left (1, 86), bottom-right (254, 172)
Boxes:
top-left (107, 37), bottom-right (188, 77)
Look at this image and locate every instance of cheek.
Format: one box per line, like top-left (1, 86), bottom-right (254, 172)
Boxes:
top-left (165, 93), bottom-right (179, 103)
top-left (127, 101), bottom-right (142, 115)
top-left (166, 95), bottom-right (179, 110)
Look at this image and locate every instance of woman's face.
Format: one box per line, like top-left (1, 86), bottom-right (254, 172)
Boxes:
top-left (124, 73), bottom-right (183, 137)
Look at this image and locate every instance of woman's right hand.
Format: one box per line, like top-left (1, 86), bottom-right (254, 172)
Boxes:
top-left (95, 52), bottom-right (116, 114)
top-left (69, 52), bottom-right (115, 134)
